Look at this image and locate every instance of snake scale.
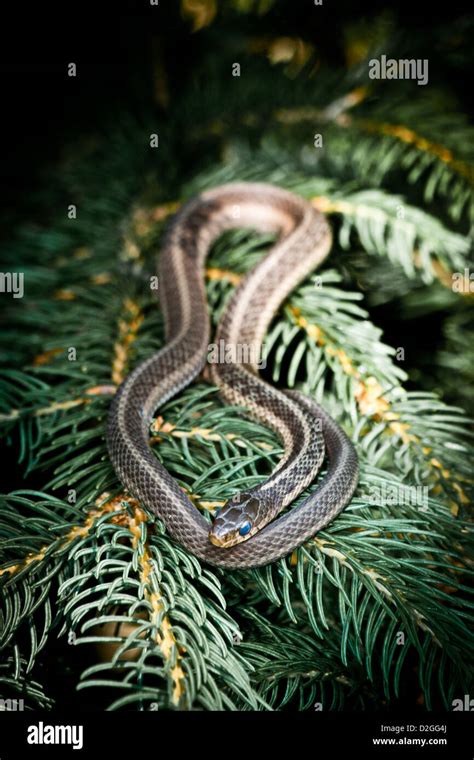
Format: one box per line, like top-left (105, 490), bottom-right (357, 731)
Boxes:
top-left (107, 182), bottom-right (359, 568)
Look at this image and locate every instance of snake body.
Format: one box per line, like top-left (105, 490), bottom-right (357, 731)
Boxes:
top-left (107, 182), bottom-right (359, 568)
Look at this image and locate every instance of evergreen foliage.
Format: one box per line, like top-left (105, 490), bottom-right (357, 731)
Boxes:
top-left (0, 2), bottom-right (473, 711)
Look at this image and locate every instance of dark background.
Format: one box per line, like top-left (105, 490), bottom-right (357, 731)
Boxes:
top-left (1, 0), bottom-right (474, 220)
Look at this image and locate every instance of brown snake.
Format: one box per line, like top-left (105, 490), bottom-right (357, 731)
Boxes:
top-left (107, 182), bottom-right (359, 568)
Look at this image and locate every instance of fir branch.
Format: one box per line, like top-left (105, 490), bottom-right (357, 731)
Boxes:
top-left (1, 34), bottom-right (473, 710)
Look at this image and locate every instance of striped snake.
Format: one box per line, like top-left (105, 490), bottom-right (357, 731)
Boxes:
top-left (107, 182), bottom-right (359, 568)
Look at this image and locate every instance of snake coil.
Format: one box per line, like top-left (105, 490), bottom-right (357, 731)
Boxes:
top-left (107, 182), bottom-right (359, 568)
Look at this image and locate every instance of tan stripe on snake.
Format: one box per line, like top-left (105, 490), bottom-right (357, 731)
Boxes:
top-left (107, 182), bottom-right (359, 568)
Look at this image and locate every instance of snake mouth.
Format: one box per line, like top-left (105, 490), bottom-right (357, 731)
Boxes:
top-left (209, 530), bottom-right (252, 549)
top-left (208, 522), bottom-right (244, 549)
top-left (208, 530), bottom-right (230, 548)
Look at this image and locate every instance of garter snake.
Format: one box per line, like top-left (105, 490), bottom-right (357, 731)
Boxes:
top-left (107, 182), bottom-right (359, 568)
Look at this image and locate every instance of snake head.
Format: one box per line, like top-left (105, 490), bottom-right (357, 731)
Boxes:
top-left (209, 492), bottom-right (263, 548)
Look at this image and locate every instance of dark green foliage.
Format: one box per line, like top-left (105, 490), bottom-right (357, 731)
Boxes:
top-left (0, 4), bottom-right (473, 711)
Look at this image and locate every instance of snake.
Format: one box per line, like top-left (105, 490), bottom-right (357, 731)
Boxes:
top-left (107, 182), bottom-right (359, 568)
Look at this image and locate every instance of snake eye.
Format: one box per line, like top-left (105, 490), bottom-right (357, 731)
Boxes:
top-left (239, 521), bottom-right (252, 537)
